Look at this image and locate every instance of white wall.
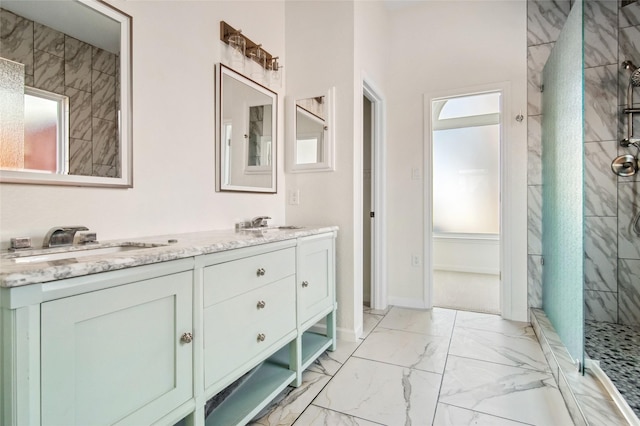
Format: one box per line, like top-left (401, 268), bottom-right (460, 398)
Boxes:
top-left (433, 236), bottom-right (499, 275)
top-left (284, 1), bottom-right (358, 339)
top-left (386, 1), bottom-right (528, 319)
top-left (0, 1), bottom-right (286, 248)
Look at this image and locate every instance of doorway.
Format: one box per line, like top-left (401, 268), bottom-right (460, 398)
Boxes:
top-left (429, 91), bottom-right (502, 314)
top-left (363, 96), bottom-right (373, 307)
top-left (363, 81), bottom-right (387, 311)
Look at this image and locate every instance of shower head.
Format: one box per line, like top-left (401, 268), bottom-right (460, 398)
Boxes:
top-left (622, 60), bottom-right (640, 87)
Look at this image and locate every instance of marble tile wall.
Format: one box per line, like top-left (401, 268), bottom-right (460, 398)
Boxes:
top-left (583, 0), bottom-right (620, 324)
top-left (526, 0), bottom-right (571, 309)
top-left (0, 8), bottom-right (119, 178)
top-left (528, 0), bottom-right (640, 327)
top-left (618, 2), bottom-right (640, 327)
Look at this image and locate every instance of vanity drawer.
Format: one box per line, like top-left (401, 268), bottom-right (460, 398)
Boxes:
top-left (203, 275), bottom-right (296, 388)
top-left (203, 247), bottom-right (295, 307)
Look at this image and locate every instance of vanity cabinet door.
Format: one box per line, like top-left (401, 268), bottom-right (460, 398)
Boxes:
top-left (40, 270), bottom-right (193, 426)
top-left (297, 234), bottom-right (335, 330)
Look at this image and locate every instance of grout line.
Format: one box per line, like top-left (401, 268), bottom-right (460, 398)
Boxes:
top-left (294, 306), bottom-right (392, 424)
top-left (431, 309), bottom-right (458, 425)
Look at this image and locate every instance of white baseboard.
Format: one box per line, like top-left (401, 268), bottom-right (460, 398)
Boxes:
top-left (387, 297), bottom-right (429, 310)
top-left (308, 322), bottom-right (360, 343)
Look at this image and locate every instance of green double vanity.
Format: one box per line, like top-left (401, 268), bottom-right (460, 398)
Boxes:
top-left (0, 227), bottom-right (337, 425)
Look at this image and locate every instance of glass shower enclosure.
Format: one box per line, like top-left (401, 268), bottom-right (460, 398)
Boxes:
top-left (541, 0), bottom-right (585, 370)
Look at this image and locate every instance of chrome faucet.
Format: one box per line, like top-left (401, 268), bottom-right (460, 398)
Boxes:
top-left (42, 226), bottom-right (89, 248)
top-left (250, 216), bottom-right (271, 228)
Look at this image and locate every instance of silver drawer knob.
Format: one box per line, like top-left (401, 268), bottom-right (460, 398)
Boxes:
top-left (302, 281), bottom-right (309, 288)
top-left (257, 300), bottom-right (266, 309)
top-left (257, 268), bottom-right (266, 277)
top-left (257, 333), bottom-right (266, 342)
top-left (180, 332), bottom-right (193, 344)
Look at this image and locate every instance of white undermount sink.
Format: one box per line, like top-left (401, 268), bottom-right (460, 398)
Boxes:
top-left (8, 243), bottom-right (164, 264)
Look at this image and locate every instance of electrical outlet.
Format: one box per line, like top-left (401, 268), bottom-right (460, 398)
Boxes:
top-left (288, 189), bottom-right (300, 205)
top-left (411, 254), bottom-right (420, 267)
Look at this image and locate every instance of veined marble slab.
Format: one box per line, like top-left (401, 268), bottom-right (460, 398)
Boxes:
top-left (0, 226), bottom-right (338, 288)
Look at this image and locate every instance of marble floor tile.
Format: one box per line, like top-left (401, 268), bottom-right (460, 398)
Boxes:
top-left (449, 326), bottom-right (550, 372)
top-left (454, 310), bottom-right (532, 336)
top-left (313, 357), bottom-right (441, 426)
top-left (307, 338), bottom-right (362, 377)
top-left (362, 312), bottom-right (383, 338)
top-left (249, 370), bottom-right (331, 426)
top-left (294, 405), bottom-right (382, 426)
top-left (432, 403), bottom-right (528, 426)
top-left (353, 327), bottom-right (450, 374)
top-left (439, 356), bottom-right (574, 425)
top-left (377, 306), bottom-right (456, 337)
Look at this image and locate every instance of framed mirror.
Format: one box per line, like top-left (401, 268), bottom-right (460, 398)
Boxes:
top-left (287, 87), bottom-right (335, 173)
top-left (216, 64), bottom-right (277, 193)
top-left (0, 0), bottom-right (132, 187)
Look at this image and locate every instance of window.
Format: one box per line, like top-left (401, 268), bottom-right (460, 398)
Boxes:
top-left (432, 92), bottom-right (501, 235)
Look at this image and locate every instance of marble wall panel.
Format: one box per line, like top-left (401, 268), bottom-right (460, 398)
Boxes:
top-left (34, 23), bottom-right (64, 58)
top-left (584, 65), bottom-right (619, 142)
top-left (65, 37), bottom-right (92, 92)
top-left (69, 138), bottom-right (93, 176)
top-left (92, 47), bottom-right (116, 76)
top-left (584, 0), bottom-right (618, 68)
top-left (584, 141), bottom-right (618, 217)
top-left (584, 216), bottom-right (618, 292)
top-left (92, 70), bottom-right (116, 121)
top-left (584, 290), bottom-right (618, 322)
top-left (527, 0), bottom-right (571, 46)
top-left (34, 50), bottom-right (64, 93)
top-left (92, 117), bottom-right (118, 168)
top-left (92, 164), bottom-right (117, 178)
top-left (0, 9), bottom-right (33, 75)
top-left (618, 180), bottom-right (640, 259)
top-left (528, 255), bottom-right (543, 308)
top-left (66, 87), bottom-right (92, 141)
top-left (618, 258), bottom-right (640, 325)
top-left (528, 115), bottom-right (542, 185)
top-left (528, 43), bottom-right (554, 116)
top-left (528, 185), bottom-right (543, 255)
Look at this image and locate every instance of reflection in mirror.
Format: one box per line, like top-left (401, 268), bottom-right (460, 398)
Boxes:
top-left (216, 64), bottom-right (277, 193)
top-left (296, 104), bottom-right (325, 164)
top-left (0, 0), bottom-right (132, 187)
top-left (288, 88), bottom-right (334, 172)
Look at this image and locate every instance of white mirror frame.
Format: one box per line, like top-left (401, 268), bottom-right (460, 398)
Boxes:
top-left (287, 87), bottom-right (335, 173)
top-left (215, 64), bottom-right (277, 193)
top-left (0, 0), bottom-right (133, 188)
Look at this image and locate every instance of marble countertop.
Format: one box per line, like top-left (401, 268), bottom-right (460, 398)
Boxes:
top-left (0, 226), bottom-right (338, 288)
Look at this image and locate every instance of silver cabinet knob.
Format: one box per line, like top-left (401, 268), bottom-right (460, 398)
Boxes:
top-left (302, 281), bottom-right (309, 288)
top-left (257, 268), bottom-right (266, 277)
top-left (257, 300), bottom-right (266, 309)
top-left (257, 333), bottom-right (266, 342)
top-left (180, 332), bottom-right (193, 344)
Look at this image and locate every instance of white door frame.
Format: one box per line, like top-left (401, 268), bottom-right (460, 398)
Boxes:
top-left (363, 79), bottom-right (387, 311)
top-left (423, 82), bottom-right (512, 317)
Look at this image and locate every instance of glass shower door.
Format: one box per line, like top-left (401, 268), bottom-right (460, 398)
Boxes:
top-left (541, 0), bottom-right (585, 368)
